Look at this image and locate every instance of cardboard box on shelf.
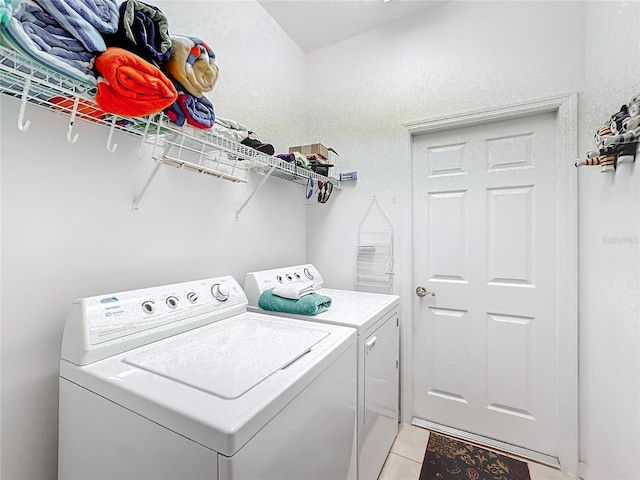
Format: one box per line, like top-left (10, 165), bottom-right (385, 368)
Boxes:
top-left (289, 143), bottom-right (340, 178)
top-left (289, 143), bottom-right (330, 161)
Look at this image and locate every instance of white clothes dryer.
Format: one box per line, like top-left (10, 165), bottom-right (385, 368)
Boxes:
top-left (58, 275), bottom-right (357, 480)
top-left (244, 264), bottom-right (400, 480)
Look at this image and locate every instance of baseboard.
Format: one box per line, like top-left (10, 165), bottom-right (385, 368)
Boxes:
top-left (578, 461), bottom-right (591, 480)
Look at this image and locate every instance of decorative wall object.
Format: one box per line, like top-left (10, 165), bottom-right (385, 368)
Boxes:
top-left (576, 93), bottom-right (640, 172)
top-left (356, 196), bottom-right (394, 294)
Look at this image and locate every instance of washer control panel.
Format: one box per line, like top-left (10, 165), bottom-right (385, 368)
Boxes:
top-left (83, 276), bottom-right (246, 346)
top-left (243, 264), bottom-right (324, 306)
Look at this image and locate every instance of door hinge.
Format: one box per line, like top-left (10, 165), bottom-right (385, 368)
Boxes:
top-left (397, 318), bottom-right (399, 327)
top-left (396, 360), bottom-right (399, 369)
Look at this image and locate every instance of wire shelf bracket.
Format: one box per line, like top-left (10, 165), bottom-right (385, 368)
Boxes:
top-left (236, 165), bottom-right (277, 219)
top-left (17, 76), bottom-right (31, 131)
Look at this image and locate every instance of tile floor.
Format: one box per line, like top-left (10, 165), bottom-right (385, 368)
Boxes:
top-left (378, 424), bottom-right (576, 480)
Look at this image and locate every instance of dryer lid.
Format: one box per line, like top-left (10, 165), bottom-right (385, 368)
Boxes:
top-left (123, 317), bottom-right (329, 399)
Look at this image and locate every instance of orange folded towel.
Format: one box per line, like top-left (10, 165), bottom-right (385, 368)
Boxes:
top-left (50, 96), bottom-right (107, 121)
top-left (95, 47), bottom-right (177, 117)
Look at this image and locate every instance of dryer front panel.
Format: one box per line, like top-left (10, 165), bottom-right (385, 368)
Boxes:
top-left (360, 311), bottom-right (400, 480)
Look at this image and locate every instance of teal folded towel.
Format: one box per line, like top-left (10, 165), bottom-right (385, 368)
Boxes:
top-left (258, 289), bottom-right (332, 316)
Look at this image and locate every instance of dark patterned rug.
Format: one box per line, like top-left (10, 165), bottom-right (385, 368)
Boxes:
top-left (419, 432), bottom-right (531, 480)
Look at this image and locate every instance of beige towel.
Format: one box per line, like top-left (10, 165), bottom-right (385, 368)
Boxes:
top-left (164, 35), bottom-right (219, 98)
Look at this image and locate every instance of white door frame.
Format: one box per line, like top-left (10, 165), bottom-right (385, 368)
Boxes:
top-left (403, 94), bottom-right (578, 475)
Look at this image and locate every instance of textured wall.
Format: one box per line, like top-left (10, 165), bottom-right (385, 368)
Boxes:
top-left (0, 2), bottom-right (307, 479)
top-left (304, 3), bottom-right (584, 461)
top-left (305, 1), bottom-right (639, 477)
top-left (579, 2), bottom-right (640, 479)
top-left (3, 1), bottom-right (638, 479)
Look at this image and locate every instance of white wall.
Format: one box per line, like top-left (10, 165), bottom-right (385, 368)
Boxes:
top-left (305, 0), bottom-right (585, 302)
top-left (0, 2), bottom-right (307, 479)
top-left (579, 2), bottom-right (640, 479)
top-left (305, 1), bottom-right (634, 477)
top-left (306, 0), bottom-right (584, 281)
top-left (305, 2), bottom-right (585, 463)
top-left (3, 2), bottom-right (639, 479)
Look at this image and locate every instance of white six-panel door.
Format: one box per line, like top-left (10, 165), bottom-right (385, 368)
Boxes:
top-left (411, 110), bottom-right (561, 459)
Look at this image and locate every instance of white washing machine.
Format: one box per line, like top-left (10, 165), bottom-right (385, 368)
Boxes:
top-left (58, 275), bottom-right (357, 480)
top-left (244, 264), bottom-right (399, 480)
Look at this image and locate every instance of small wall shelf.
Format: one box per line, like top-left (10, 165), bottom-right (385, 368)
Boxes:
top-left (0, 44), bottom-right (339, 217)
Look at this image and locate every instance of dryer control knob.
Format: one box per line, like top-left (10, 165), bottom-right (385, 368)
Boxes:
top-left (166, 296), bottom-right (179, 309)
top-left (211, 283), bottom-right (230, 302)
top-left (186, 291), bottom-right (199, 304)
top-left (141, 301), bottom-right (155, 314)
top-left (304, 268), bottom-right (314, 280)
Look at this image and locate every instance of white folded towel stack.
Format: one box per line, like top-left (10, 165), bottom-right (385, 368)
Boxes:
top-left (272, 281), bottom-right (316, 300)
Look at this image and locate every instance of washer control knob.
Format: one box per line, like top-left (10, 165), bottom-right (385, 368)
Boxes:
top-left (286, 274), bottom-right (293, 281)
top-left (211, 283), bottom-right (230, 302)
top-left (141, 301), bottom-right (155, 314)
top-left (304, 268), bottom-right (314, 280)
top-left (166, 296), bottom-right (179, 309)
top-left (186, 291), bottom-right (199, 304)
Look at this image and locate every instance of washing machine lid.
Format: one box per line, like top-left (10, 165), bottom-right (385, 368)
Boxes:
top-left (60, 311), bottom-right (356, 456)
top-left (123, 316), bottom-right (329, 399)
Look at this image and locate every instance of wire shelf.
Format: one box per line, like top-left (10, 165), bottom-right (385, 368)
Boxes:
top-left (0, 42), bottom-right (96, 96)
top-left (0, 44), bottom-right (339, 208)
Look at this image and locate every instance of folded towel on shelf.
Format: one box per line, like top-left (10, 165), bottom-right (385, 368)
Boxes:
top-left (164, 35), bottom-right (218, 98)
top-left (212, 117), bottom-right (250, 143)
top-left (272, 282), bottom-right (317, 300)
top-left (165, 92), bottom-right (215, 129)
top-left (95, 47), bottom-right (177, 117)
top-left (276, 153), bottom-right (296, 163)
top-left (292, 151), bottom-right (310, 169)
top-left (36, 0), bottom-right (118, 52)
top-left (208, 117), bottom-right (274, 155)
top-left (103, 0), bottom-right (171, 66)
top-left (240, 132), bottom-right (274, 155)
top-left (164, 78), bottom-right (215, 129)
top-left (258, 289), bottom-right (332, 316)
top-left (49, 95), bottom-right (106, 120)
top-left (0, 0), bottom-right (97, 83)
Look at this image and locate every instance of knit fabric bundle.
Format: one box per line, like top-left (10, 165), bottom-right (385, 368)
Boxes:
top-left (95, 47), bottom-right (177, 116)
top-left (1, 0), bottom-right (220, 121)
top-left (103, 0), bottom-right (172, 66)
top-left (164, 35), bottom-right (218, 98)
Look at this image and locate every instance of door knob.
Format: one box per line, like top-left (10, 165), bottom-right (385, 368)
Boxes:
top-left (416, 286), bottom-right (435, 297)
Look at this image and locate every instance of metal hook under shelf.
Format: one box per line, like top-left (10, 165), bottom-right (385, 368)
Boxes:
top-left (17, 77), bottom-right (31, 132)
top-left (66, 96), bottom-right (80, 144)
top-left (106, 115), bottom-right (118, 153)
top-left (137, 116), bottom-right (154, 158)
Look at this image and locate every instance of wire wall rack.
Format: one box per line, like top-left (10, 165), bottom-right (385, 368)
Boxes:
top-left (0, 44), bottom-right (338, 217)
top-left (356, 196), bottom-right (394, 294)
